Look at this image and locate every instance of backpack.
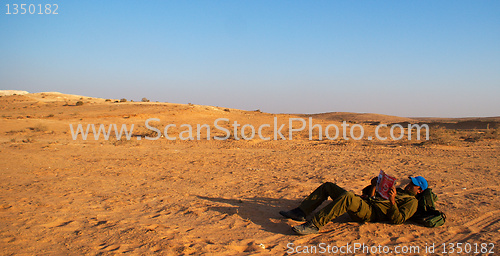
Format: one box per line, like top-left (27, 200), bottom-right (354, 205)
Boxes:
top-left (415, 209), bottom-right (447, 227)
top-left (411, 188), bottom-right (446, 227)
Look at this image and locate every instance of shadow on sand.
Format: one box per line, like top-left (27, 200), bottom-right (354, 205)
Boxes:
top-left (197, 195), bottom-right (366, 236)
top-left (196, 195), bottom-right (307, 235)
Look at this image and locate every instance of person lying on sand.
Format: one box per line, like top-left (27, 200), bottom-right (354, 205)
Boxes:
top-left (280, 175), bottom-right (428, 235)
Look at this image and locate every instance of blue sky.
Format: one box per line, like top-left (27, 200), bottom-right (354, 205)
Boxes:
top-left (1, 0), bottom-right (499, 117)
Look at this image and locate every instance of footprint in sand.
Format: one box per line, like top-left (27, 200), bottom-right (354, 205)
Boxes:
top-left (42, 219), bottom-right (73, 228)
top-left (226, 239), bottom-right (268, 253)
top-left (99, 243), bottom-right (120, 252)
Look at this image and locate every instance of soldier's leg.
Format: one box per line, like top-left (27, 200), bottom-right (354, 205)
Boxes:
top-left (298, 182), bottom-right (347, 216)
top-left (310, 191), bottom-right (372, 228)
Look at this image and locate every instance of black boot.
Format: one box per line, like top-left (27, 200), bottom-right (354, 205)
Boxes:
top-left (279, 207), bottom-right (306, 221)
top-left (292, 221), bottom-right (319, 235)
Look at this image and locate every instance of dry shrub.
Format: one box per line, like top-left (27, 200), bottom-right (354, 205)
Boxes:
top-left (132, 124), bottom-right (162, 139)
top-left (483, 127), bottom-right (500, 140)
top-left (22, 137), bottom-right (35, 143)
top-left (6, 129), bottom-right (24, 134)
top-left (460, 131), bottom-right (484, 142)
top-left (461, 127), bottom-right (500, 142)
top-left (113, 139), bottom-right (131, 146)
top-left (425, 126), bottom-right (460, 146)
top-left (30, 124), bottom-right (48, 132)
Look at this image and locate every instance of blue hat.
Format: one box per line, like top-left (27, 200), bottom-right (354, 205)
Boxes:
top-left (409, 176), bottom-right (428, 190)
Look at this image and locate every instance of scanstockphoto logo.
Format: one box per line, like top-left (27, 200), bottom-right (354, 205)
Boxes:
top-left (69, 118), bottom-right (430, 142)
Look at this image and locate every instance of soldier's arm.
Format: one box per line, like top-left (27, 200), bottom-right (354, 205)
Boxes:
top-left (386, 197), bottom-right (418, 224)
top-left (361, 177), bottom-right (378, 198)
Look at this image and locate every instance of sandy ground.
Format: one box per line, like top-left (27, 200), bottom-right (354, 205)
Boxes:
top-left (0, 93), bottom-right (499, 255)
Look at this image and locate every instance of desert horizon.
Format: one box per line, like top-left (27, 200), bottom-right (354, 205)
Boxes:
top-left (2, 90), bottom-right (499, 120)
top-left (2, 1), bottom-right (499, 255)
top-left (1, 90), bottom-right (498, 255)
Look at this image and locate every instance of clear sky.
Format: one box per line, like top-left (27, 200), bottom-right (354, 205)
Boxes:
top-left (1, 0), bottom-right (499, 117)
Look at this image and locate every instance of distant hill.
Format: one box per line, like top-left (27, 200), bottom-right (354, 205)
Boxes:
top-left (0, 90), bottom-right (29, 96)
top-left (2, 91), bottom-right (498, 129)
top-left (298, 112), bottom-right (499, 130)
top-left (413, 116), bottom-right (500, 122)
top-left (397, 120), bottom-right (499, 130)
top-left (298, 112), bottom-right (416, 124)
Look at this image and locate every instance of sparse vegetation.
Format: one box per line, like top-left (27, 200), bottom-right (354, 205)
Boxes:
top-left (142, 98), bottom-right (150, 102)
top-left (76, 101), bottom-right (84, 106)
top-left (120, 98), bottom-right (127, 103)
top-left (417, 126), bottom-right (500, 146)
top-left (6, 129), bottom-right (24, 134)
top-left (133, 124), bottom-right (162, 139)
top-left (485, 127), bottom-right (500, 140)
top-left (424, 126), bottom-right (460, 146)
top-left (461, 128), bottom-right (500, 142)
top-left (105, 99), bottom-right (111, 102)
top-left (0, 91), bottom-right (498, 254)
top-left (22, 137), bottom-right (35, 143)
top-left (29, 124), bottom-right (48, 132)
top-left (460, 132), bottom-right (483, 143)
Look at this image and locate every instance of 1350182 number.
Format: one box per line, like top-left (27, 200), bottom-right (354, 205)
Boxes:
top-left (5, 4), bottom-right (59, 15)
top-left (441, 243), bottom-right (495, 254)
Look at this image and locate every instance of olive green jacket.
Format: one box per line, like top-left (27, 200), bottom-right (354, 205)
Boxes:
top-left (364, 187), bottom-right (419, 224)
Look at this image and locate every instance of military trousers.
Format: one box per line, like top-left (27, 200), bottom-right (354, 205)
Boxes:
top-left (298, 182), bottom-right (375, 228)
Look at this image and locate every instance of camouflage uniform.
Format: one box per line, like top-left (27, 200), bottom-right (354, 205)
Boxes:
top-left (298, 182), bottom-right (418, 228)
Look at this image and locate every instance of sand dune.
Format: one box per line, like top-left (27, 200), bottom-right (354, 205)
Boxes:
top-left (0, 90), bottom-right (29, 96)
top-left (0, 92), bottom-right (499, 255)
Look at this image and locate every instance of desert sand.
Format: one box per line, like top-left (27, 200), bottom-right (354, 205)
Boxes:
top-left (0, 92), bottom-right (499, 255)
